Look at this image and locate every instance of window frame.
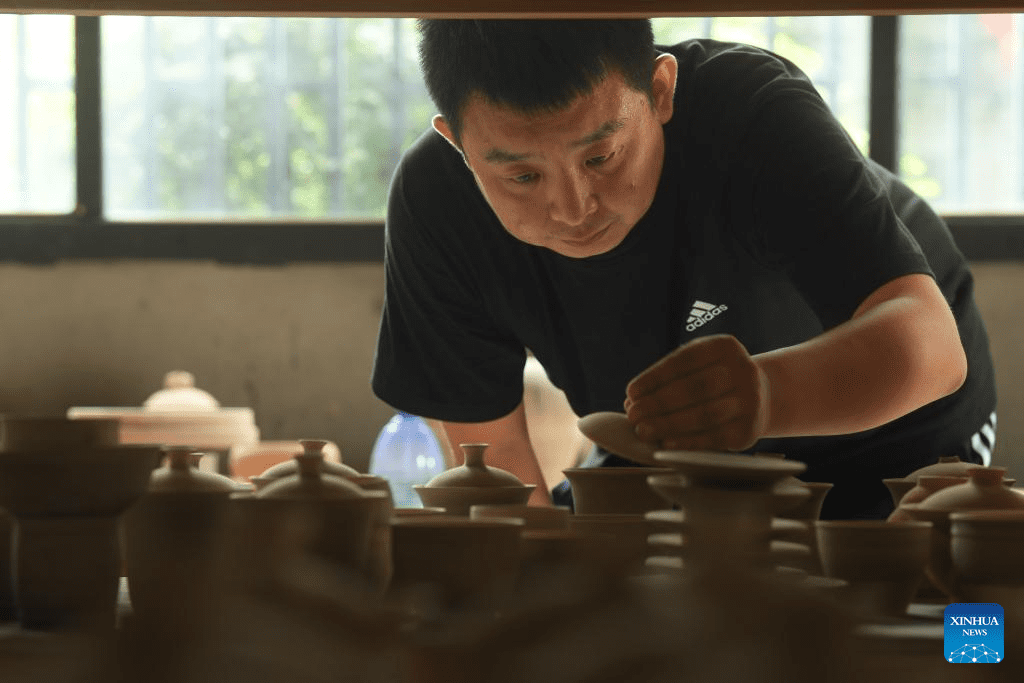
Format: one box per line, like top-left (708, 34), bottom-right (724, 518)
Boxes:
top-left (0, 15), bottom-right (1019, 265)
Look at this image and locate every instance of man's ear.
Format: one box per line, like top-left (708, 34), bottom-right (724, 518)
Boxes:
top-left (432, 115), bottom-right (462, 152)
top-left (651, 53), bottom-right (678, 125)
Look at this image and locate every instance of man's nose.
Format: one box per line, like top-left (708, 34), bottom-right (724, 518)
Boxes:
top-left (548, 169), bottom-right (597, 227)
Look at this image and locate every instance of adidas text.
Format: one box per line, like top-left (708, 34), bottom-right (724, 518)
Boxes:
top-left (686, 304), bottom-right (728, 332)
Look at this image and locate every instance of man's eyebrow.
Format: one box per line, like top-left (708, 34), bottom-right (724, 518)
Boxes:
top-left (482, 118), bottom-right (626, 164)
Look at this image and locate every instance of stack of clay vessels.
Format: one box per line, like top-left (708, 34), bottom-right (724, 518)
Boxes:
top-left (250, 439), bottom-right (394, 590)
top-left (121, 445), bottom-right (244, 634)
top-left (899, 466), bottom-right (1024, 601)
top-left (561, 466), bottom-right (675, 575)
top-left (0, 415), bottom-right (162, 630)
top-left (644, 450), bottom-right (812, 576)
top-left (67, 370), bottom-right (260, 475)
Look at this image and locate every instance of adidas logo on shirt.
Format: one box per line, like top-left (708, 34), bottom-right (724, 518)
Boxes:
top-left (685, 300), bottom-right (728, 332)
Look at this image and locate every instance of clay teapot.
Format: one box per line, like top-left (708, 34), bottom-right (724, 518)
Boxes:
top-left (882, 456), bottom-right (984, 506)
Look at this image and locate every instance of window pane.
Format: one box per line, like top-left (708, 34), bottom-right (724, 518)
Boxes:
top-left (0, 15), bottom-right (76, 214)
top-left (900, 14), bottom-right (1024, 213)
top-left (101, 17), bottom-right (433, 220)
top-left (652, 17), bottom-right (871, 155)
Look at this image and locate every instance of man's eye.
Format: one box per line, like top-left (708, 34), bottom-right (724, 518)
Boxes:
top-left (586, 152), bottom-right (613, 167)
top-left (511, 173), bottom-right (537, 184)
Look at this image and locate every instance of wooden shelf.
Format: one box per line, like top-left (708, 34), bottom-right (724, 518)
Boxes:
top-left (4, 0), bottom-right (1022, 18)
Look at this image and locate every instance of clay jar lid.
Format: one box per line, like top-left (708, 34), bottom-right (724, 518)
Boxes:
top-left (255, 449), bottom-right (366, 500)
top-left (143, 371), bottom-right (220, 411)
top-left (918, 467), bottom-right (1024, 512)
top-left (899, 456), bottom-right (983, 483)
top-left (258, 440), bottom-right (361, 481)
top-left (148, 446), bottom-right (240, 495)
top-left (424, 443), bottom-right (526, 488)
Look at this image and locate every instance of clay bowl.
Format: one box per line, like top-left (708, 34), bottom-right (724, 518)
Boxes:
top-left (775, 482), bottom-right (833, 522)
top-left (950, 510), bottom-right (1024, 607)
top-left (413, 485), bottom-right (535, 516)
top-left (814, 520), bottom-right (932, 618)
top-left (469, 504), bottom-right (571, 531)
top-left (389, 516), bottom-right (523, 612)
top-left (0, 445), bottom-right (162, 630)
top-left (0, 415), bottom-right (120, 451)
top-left (0, 445), bottom-right (164, 518)
top-left (561, 467), bottom-right (675, 514)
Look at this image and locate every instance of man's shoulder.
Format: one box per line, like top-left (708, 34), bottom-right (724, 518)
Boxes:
top-left (661, 38), bottom-right (816, 101)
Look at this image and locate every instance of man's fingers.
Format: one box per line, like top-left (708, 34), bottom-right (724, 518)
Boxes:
top-left (626, 363), bottom-right (734, 422)
top-left (626, 335), bottom-right (740, 400)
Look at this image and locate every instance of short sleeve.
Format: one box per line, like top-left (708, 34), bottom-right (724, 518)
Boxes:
top-left (695, 47), bottom-right (933, 329)
top-left (371, 133), bottom-right (526, 422)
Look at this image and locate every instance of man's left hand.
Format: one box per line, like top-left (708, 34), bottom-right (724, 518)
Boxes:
top-left (624, 334), bottom-right (770, 452)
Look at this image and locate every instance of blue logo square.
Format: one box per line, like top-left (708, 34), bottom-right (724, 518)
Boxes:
top-left (945, 603), bottom-right (1004, 663)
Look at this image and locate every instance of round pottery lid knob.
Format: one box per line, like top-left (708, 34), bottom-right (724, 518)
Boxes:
top-left (149, 446), bottom-right (240, 494)
top-left (424, 443), bottom-right (526, 488)
top-left (143, 371), bottom-right (221, 412)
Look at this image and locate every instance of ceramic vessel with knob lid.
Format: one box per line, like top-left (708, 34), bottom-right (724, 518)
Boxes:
top-left (413, 444), bottom-right (535, 515)
top-left (901, 467), bottom-right (1024, 599)
top-left (244, 450), bottom-right (385, 588)
top-left (122, 446), bottom-right (244, 632)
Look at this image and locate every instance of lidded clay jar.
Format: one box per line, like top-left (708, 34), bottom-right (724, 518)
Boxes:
top-left (887, 475), bottom-right (969, 523)
top-left (143, 371), bottom-right (220, 411)
top-left (256, 448), bottom-right (367, 500)
top-left (258, 439), bottom-right (361, 482)
top-left (918, 467), bottom-right (1024, 512)
top-left (424, 443), bottom-right (524, 488)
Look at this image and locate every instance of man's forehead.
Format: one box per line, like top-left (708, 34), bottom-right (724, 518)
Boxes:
top-left (482, 119), bottom-right (625, 163)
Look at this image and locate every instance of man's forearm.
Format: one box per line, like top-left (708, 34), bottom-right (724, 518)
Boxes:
top-left (755, 275), bottom-right (967, 439)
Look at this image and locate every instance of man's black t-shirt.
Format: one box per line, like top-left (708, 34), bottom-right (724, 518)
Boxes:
top-left (372, 39), bottom-right (996, 519)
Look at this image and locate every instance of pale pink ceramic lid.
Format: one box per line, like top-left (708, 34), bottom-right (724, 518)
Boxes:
top-left (424, 443), bottom-right (526, 488)
top-left (143, 371), bottom-right (220, 411)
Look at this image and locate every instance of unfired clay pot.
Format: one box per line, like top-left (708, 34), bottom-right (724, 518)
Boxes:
top-left (0, 415), bottom-right (122, 623)
top-left (122, 446), bottom-right (241, 631)
top-left (256, 440), bottom-right (395, 590)
top-left (814, 520), bottom-right (932, 618)
top-left (414, 444), bottom-right (534, 515)
top-left (0, 444), bottom-right (162, 630)
top-left (882, 456), bottom-right (983, 507)
top-left (901, 467), bottom-right (1024, 599)
top-left (950, 509), bottom-right (1024, 608)
top-left (389, 516), bottom-right (524, 612)
top-left (562, 466), bottom-right (675, 514)
top-left (246, 452), bottom-right (386, 588)
top-left (887, 475), bottom-right (969, 523)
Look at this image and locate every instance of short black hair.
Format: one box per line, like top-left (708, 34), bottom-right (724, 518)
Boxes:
top-left (417, 20), bottom-right (657, 146)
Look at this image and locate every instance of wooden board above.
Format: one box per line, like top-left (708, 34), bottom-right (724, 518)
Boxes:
top-left (3, 0), bottom-right (1023, 18)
